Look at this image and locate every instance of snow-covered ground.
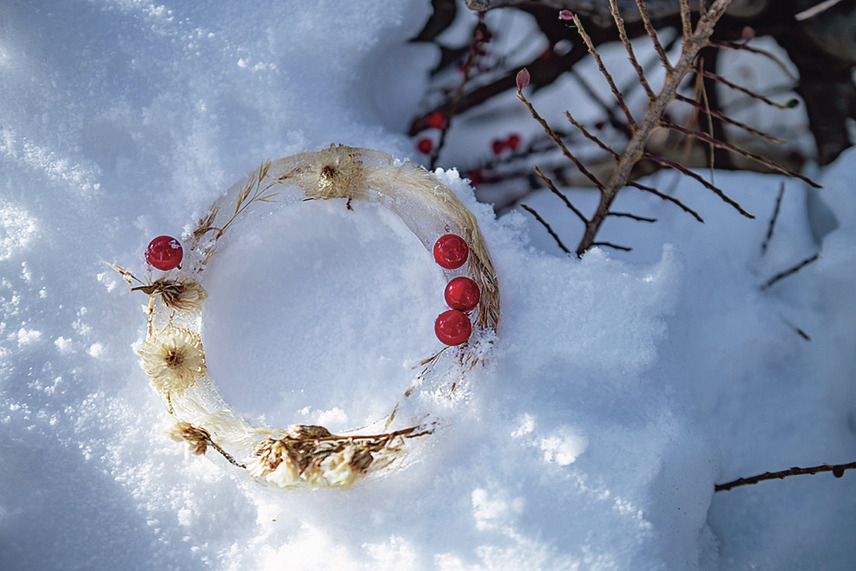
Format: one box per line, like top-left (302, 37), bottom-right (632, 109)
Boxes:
top-left (1, 1), bottom-right (854, 569)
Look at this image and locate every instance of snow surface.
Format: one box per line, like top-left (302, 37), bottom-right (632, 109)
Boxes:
top-left (1, 1), bottom-right (855, 569)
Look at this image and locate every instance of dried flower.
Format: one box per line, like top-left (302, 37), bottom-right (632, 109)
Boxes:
top-left (299, 144), bottom-right (367, 201)
top-left (158, 278), bottom-right (207, 312)
top-left (168, 420), bottom-right (211, 455)
top-left (140, 326), bottom-right (206, 393)
top-left (286, 424), bottom-right (332, 440)
top-left (248, 437), bottom-right (299, 487)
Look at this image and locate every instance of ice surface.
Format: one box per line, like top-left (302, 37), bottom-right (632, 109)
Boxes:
top-left (1, 1), bottom-right (854, 569)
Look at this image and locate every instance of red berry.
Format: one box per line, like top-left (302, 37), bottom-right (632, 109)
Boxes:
top-left (145, 235), bottom-right (183, 271)
top-left (506, 134), bottom-right (522, 151)
top-left (433, 234), bottom-right (469, 269)
top-left (445, 277), bottom-right (480, 311)
top-left (435, 309), bottom-right (472, 345)
top-left (468, 170), bottom-right (486, 186)
top-left (491, 139), bottom-right (506, 155)
top-left (425, 111), bottom-right (447, 130)
top-left (417, 138), bottom-right (433, 154)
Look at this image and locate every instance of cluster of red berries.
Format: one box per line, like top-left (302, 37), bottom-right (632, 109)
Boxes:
top-left (432, 234), bottom-right (481, 346)
top-left (491, 134), bottom-right (522, 155)
top-left (415, 111), bottom-right (447, 156)
top-left (145, 235), bottom-right (183, 270)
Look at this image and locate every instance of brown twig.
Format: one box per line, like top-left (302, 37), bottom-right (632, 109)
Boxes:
top-left (573, 0), bottom-right (734, 256)
top-left (430, 15), bottom-right (488, 169)
top-left (761, 253), bottom-right (820, 290)
top-left (715, 461), bottom-right (856, 492)
top-left (661, 120), bottom-right (820, 187)
top-left (761, 182), bottom-right (785, 254)
top-left (534, 166), bottom-right (588, 224)
top-left (674, 93), bottom-right (786, 144)
top-left (520, 204), bottom-right (571, 254)
top-left (571, 12), bottom-right (636, 129)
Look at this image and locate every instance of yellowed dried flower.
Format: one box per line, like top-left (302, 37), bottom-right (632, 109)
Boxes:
top-left (300, 145), bottom-right (368, 201)
top-left (168, 420), bottom-right (211, 455)
top-left (286, 424), bottom-right (332, 440)
top-left (156, 278), bottom-right (208, 312)
top-left (313, 446), bottom-right (369, 488)
top-left (140, 327), bottom-right (206, 393)
top-left (248, 437), bottom-right (299, 487)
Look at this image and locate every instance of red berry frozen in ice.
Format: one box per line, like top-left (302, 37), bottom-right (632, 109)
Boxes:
top-left (425, 111), bottom-right (447, 130)
top-left (435, 309), bottom-right (472, 345)
top-left (506, 134), bottom-right (522, 151)
top-left (491, 139), bottom-right (506, 155)
top-left (433, 234), bottom-right (468, 269)
top-left (417, 138), bottom-right (434, 154)
top-left (145, 235), bottom-right (183, 271)
top-left (445, 276), bottom-right (480, 311)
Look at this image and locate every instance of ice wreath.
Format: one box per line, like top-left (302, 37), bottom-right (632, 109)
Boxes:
top-left (112, 145), bottom-right (501, 489)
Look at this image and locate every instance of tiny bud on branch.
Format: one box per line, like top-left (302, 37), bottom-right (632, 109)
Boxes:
top-left (558, 10), bottom-right (574, 21)
top-left (516, 68), bottom-right (530, 91)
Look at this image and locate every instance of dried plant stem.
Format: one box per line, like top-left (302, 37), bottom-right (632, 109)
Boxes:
top-left (715, 461), bottom-right (856, 492)
top-left (574, 0), bottom-right (733, 256)
top-left (209, 439), bottom-right (246, 468)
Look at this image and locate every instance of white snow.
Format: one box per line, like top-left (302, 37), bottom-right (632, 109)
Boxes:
top-left (1, 1), bottom-right (854, 569)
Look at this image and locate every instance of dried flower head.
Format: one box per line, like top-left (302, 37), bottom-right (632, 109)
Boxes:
top-left (155, 278), bottom-right (208, 312)
top-left (248, 437), bottom-right (299, 487)
top-left (168, 420), bottom-right (211, 455)
top-left (300, 144), bottom-right (368, 201)
top-left (140, 326), bottom-right (206, 393)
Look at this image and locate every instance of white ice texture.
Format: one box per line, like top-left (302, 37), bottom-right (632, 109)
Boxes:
top-left (1, 1), bottom-right (854, 569)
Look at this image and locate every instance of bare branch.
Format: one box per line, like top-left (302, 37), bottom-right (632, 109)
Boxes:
top-left (608, 211), bottom-right (657, 222)
top-left (702, 70), bottom-right (792, 110)
top-left (565, 110), bottom-right (620, 159)
top-left (571, 12), bottom-right (636, 129)
top-left (761, 253), bottom-right (820, 290)
top-left (761, 182), bottom-right (785, 254)
top-left (634, 0), bottom-right (672, 71)
top-left (591, 241), bottom-right (632, 251)
top-left (661, 120), bottom-right (821, 187)
top-left (674, 93), bottom-right (786, 144)
top-left (644, 151), bottom-right (754, 218)
top-left (520, 204), bottom-right (572, 254)
top-left (534, 166), bottom-right (588, 224)
top-left (715, 461), bottom-right (856, 492)
top-left (610, 0), bottom-right (655, 100)
top-left (518, 89), bottom-right (606, 190)
top-left (629, 181), bottom-right (705, 222)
